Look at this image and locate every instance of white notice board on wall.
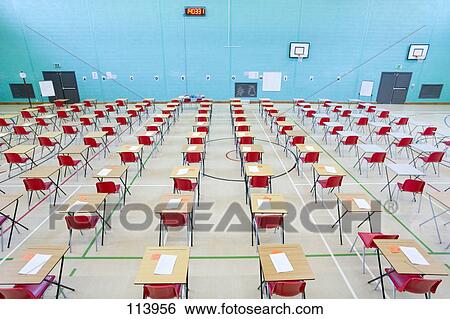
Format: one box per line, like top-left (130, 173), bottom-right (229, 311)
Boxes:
top-left (359, 80), bottom-right (374, 97)
top-left (39, 81), bottom-right (55, 97)
top-left (262, 72), bottom-right (282, 92)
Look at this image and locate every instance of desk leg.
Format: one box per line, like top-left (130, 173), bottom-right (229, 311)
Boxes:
top-left (101, 199), bottom-right (107, 245)
top-left (7, 199), bottom-right (20, 248)
top-left (56, 256), bottom-right (65, 299)
top-left (376, 249), bottom-right (386, 299)
top-left (259, 260), bottom-right (263, 299)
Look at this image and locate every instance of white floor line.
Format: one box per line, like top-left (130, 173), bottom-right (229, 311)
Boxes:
top-left (253, 112), bottom-right (360, 299)
top-left (0, 186), bottom-right (82, 266)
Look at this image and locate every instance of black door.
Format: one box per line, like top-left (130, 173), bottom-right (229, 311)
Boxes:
top-left (376, 72), bottom-right (412, 104)
top-left (42, 71), bottom-right (80, 103)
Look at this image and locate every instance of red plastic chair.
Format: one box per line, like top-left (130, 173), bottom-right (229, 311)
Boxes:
top-left (244, 152), bottom-right (261, 163)
top-left (396, 179), bottom-right (426, 213)
top-left (394, 117), bottom-right (409, 127)
top-left (355, 117), bottom-right (369, 132)
top-left (56, 110), bottom-right (70, 123)
top-left (173, 178), bottom-right (197, 193)
top-left (96, 181), bottom-right (120, 197)
top-left (392, 137), bottom-right (413, 157)
top-left (137, 135), bottom-right (154, 147)
top-left (159, 212), bottom-right (191, 246)
top-left (102, 126), bottom-right (120, 142)
top-left (196, 126), bottom-right (209, 134)
top-left (115, 99), bottom-right (127, 107)
top-left (299, 152), bottom-right (320, 174)
top-left (37, 105), bottom-right (48, 114)
top-left (54, 100), bottom-right (65, 108)
top-left (13, 126), bottom-right (32, 143)
top-left (0, 118), bottom-right (12, 131)
top-left (249, 176), bottom-right (270, 193)
top-left (20, 110), bottom-right (34, 121)
top-left (236, 125), bottom-right (250, 132)
top-left (70, 104), bottom-right (82, 114)
top-left (65, 215), bottom-right (100, 252)
top-left (23, 178), bottom-right (52, 207)
top-left (318, 117), bottom-right (330, 129)
top-left (267, 281), bottom-right (306, 299)
top-left (57, 155), bottom-right (81, 177)
top-left (119, 152), bottom-right (142, 175)
top-left (418, 151), bottom-right (445, 175)
top-left (83, 137), bottom-right (102, 151)
top-left (143, 284), bottom-right (182, 299)
top-left (239, 136), bottom-right (253, 145)
top-left (105, 104), bottom-right (117, 114)
top-left (4, 153), bottom-right (29, 177)
top-left (254, 215), bottom-right (284, 246)
top-left (340, 109), bottom-right (352, 120)
top-left (35, 118), bottom-right (50, 134)
top-left (94, 110), bottom-right (107, 122)
top-left (62, 125), bottom-right (79, 142)
top-left (83, 100), bottom-right (95, 109)
top-left (384, 268), bottom-right (442, 298)
top-left (363, 152), bottom-right (386, 176)
top-left (290, 136), bottom-right (305, 147)
top-left (80, 117), bottom-right (94, 131)
top-left (0, 275), bottom-right (56, 299)
top-left (38, 136), bottom-right (59, 155)
top-left (351, 232), bottom-right (399, 273)
top-left (185, 152), bottom-right (202, 165)
top-left (375, 126), bottom-right (391, 143)
top-left (317, 176), bottom-right (343, 201)
top-left (377, 110), bottom-right (390, 121)
top-left (235, 116), bottom-right (246, 122)
top-left (340, 135), bottom-right (359, 155)
top-left (417, 126), bottom-right (437, 142)
top-left (330, 125), bottom-right (344, 137)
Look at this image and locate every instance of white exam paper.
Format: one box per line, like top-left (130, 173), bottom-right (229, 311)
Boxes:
top-left (154, 255), bottom-right (177, 275)
top-left (269, 253), bottom-right (293, 273)
top-left (257, 199), bottom-right (271, 210)
top-left (67, 201), bottom-right (88, 212)
top-left (400, 246), bottom-right (429, 265)
top-left (166, 198), bottom-right (182, 209)
top-left (248, 166), bottom-right (260, 173)
top-left (353, 198), bottom-right (371, 210)
top-left (324, 166), bottom-right (337, 173)
top-left (177, 168), bottom-right (189, 175)
top-left (18, 254), bottom-right (52, 275)
top-left (97, 168), bottom-right (112, 177)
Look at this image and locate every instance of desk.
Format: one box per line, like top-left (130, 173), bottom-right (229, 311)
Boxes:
top-left (93, 165), bottom-right (130, 204)
top-left (59, 145), bottom-right (91, 177)
top-left (186, 132), bottom-right (207, 144)
top-left (258, 244), bottom-right (314, 299)
top-left (387, 132), bottom-right (414, 157)
top-left (366, 122), bottom-right (391, 143)
top-left (354, 144), bottom-right (386, 175)
top-left (181, 144), bottom-right (205, 174)
top-left (311, 164), bottom-right (346, 203)
top-left (0, 194), bottom-right (25, 249)
top-left (170, 166), bottom-right (201, 204)
top-left (0, 245), bottom-right (72, 298)
top-left (114, 114), bottom-right (133, 133)
top-left (116, 144), bottom-right (145, 176)
top-left (53, 99), bottom-right (69, 107)
top-left (372, 239), bottom-right (448, 299)
top-left (84, 131), bottom-right (109, 157)
top-left (423, 190), bottom-right (450, 246)
top-left (250, 194), bottom-right (287, 246)
top-left (13, 122), bottom-right (38, 143)
top-left (155, 195), bottom-right (194, 246)
top-left (0, 131), bottom-right (13, 148)
top-left (409, 143), bottom-right (445, 169)
top-left (295, 145), bottom-right (322, 175)
top-left (38, 131), bottom-right (63, 153)
top-left (79, 114), bottom-right (99, 130)
top-left (57, 193), bottom-right (108, 245)
top-left (322, 121), bottom-right (343, 144)
top-left (0, 113), bottom-right (19, 125)
top-left (334, 193), bottom-right (381, 245)
top-left (21, 165), bottom-right (65, 206)
top-left (240, 144), bottom-right (264, 175)
top-left (335, 130), bottom-right (360, 156)
top-left (244, 164), bottom-right (274, 204)
top-left (134, 246), bottom-right (190, 298)
top-left (382, 163), bottom-right (425, 201)
top-left (3, 144), bottom-right (38, 176)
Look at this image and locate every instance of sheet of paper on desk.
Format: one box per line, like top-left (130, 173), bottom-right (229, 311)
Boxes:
top-left (269, 253), bottom-right (293, 273)
top-left (353, 198), bottom-right (371, 209)
top-left (18, 254), bottom-right (52, 275)
top-left (248, 166), bottom-right (260, 173)
top-left (324, 166), bottom-right (337, 173)
top-left (257, 199), bottom-right (272, 210)
top-left (177, 168), bottom-right (189, 175)
top-left (305, 146), bottom-right (314, 151)
top-left (400, 246), bottom-right (430, 265)
top-left (166, 198), bottom-right (182, 209)
top-left (242, 147), bottom-right (251, 152)
top-left (67, 201), bottom-right (88, 212)
top-left (154, 255), bottom-right (177, 275)
top-left (129, 146), bottom-right (139, 151)
top-left (97, 168), bottom-right (112, 177)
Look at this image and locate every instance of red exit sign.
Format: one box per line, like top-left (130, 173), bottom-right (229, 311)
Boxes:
top-left (184, 6), bottom-right (206, 16)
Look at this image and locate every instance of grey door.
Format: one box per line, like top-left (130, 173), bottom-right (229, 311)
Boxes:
top-left (376, 72), bottom-right (412, 104)
top-left (42, 71), bottom-right (80, 103)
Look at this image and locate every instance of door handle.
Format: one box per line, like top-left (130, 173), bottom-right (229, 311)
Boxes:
top-left (62, 87), bottom-right (76, 90)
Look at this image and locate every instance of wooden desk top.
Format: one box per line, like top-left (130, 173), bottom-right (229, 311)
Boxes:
top-left (251, 194), bottom-right (287, 214)
top-left (134, 246), bottom-right (190, 285)
top-left (0, 245), bottom-right (69, 285)
top-left (240, 144), bottom-right (264, 153)
top-left (258, 244), bottom-right (315, 282)
top-left (192, 121), bottom-right (210, 127)
top-left (0, 132), bottom-right (12, 138)
top-left (3, 144), bottom-right (37, 154)
top-left (234, 122), bottom-right (251, 127)
top-left (59, 145), bottom-right (89, 154)
top-left (38, 131), bottom-right (62, 138)
top-left (374, 239), bottom-right (448, 276)
top-left (236, 131), bottom-right (255, 138)
top-left (57, 193), bottom-right (108, 213)
top-left (92, 165), bottom-right (128, 179)
top-left (84, 131), bottom-right (107, 139)
top-left (296, 144), bottom-right (322, 153)
top-left (20, 165), bottom-right (61, 179)
top-left (116, 144), bottom-right (144, 153)
top-left (0, 113), bottom-right (19, 119)
top-left (181, 144), bottom-right (205, 153)
top-left (54, 99), bottom-right (69, 102)
top-left (285, 129), bottom-right (305, 137)
top-left (136, 131), bottom-right (158, 138)
top-left (244, 164), bottom-right (274, 177)
top-left (0, 194), bottom-right (23, 211)
top-left (276, 121), bottom-right (295, 127)
top-left (80, 114), bottom-right (97, 119)
top-left (187, 132), bottom-right (207, 139)
top-left (335, 193), bottom-right (381, 212)
top-left (170, 166), bottom-right (200, 179)
top-left (313, 164), bottom-right (346, 176)
top-left (426, 189), bottom-right (450, 208)
top-left (14, 122), bottom-right (36, 128)
top-left (114, 114), bottom-right (131, 119)
top-left (232, 114), bottom-right (248, 118)
top-left (155, 194), bottom-right (194, 214)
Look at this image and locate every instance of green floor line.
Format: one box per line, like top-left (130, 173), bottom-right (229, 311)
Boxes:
top-left (0, 258), bottom-right (14, 261)
top-left (291, 117), bottom-right (434, 254)
top-left (69, 268), bottom-right (77, 277)
top-left (430, 252), bottom-right (450, 255)
top-left (81, 124), bottom-right (166, 258)
top-left (446, 264), bottom-right (449, 270)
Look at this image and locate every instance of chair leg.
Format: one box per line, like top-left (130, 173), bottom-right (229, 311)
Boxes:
top-left (68, 229), bottom-right (73, 253)
top-left (94, 227), bottom-right (98, 252)
top-left (362, 247), bottom-right (366, 274)
top-left (417, 193), bottom-right (423, 213)
top-left (349, 235), bottom-right (358, 252)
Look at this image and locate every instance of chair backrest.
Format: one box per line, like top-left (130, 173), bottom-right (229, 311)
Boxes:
top-left (371, 234), bottom-right (400, 248)
top-left (62, 125), bottom-right (77, 134)
top-left (37, 105), bottom-right (47, 113)
top-left (332, 105), bottom-right (342, 112)
top-left (96, 181), bottom-right (118, 194)
top-left (185, 152), bottom-right (202, 163)
top-left (198, 109), bottom-right (208, 114)
top-left (119, 152), bottom-right (137, 163)
top-left (80, 117), bottom-right (92, 125)
top-left (23, 178), bottom-right (46, 191)
top-left (143, 284), bottom-right (180, 299)
top-left (38, 136), bottom-right (54, 147)
top-left (115, 99), bottom-right (126, 106)
top-left (343, 135), bottom-right (359, 145)
top-left (127, 110), bottom-right (138, 117)
top-left (189, 137), bottom-right (203, 144)
top-left (56, 110), bottom-right (69, 118)
top-left (330, 126), bottom-right (344, 135)
top-left (356, 117), bottom-right (369, 125)
top-left (280, 125), bottom-right (293, 134)
top-left (237, 125), bottom-right (250, 132)
top-left (58, 155), bottom-right (77, 166)
top-left (0, 118), bottom-right (10, 126)
top-left (276, 116), bottom-right (286, 122)
top-left (249, 176), bottom-right (269, 188)
top-left (21, 111), bottom-right (33, 119)
top-left (0, 288), bottom-right (35, 299)
top-left (83, 137), bottom-right (99, 147)
top-left (70, 104), bottom-right (81, 112)
top-left (341, 110), bottom-right (352, 117)
top-left (304, 151), bottom-right (319, 163)
top-left (396, 117), bottom-right (409, 125)
top-left (421, 127), bottom-right (437, 136)
top-left (101, 126), bottom-right (115, 135)
top-left (396, 137), bottom-right (413, 147)
top-left (116, 117), bottom-right (128, 125)
top-left (13, 126), bottom-right (28, 134)
top-left (378, 110), bottom-right (390, 118)
top-left (65, 215), bottom-right (98, 230)
top-left (306, 110), bottom-right (316, 117)
top-left (174, 178), bottom-right (195, 191)
top-left (196, 126), bottom-right (209, 133)
top-left (270, 281), bottom-right (306, 297)
top-left (146, 125), bottom-right (159, 132)
top-left (235, 117), bottom-right (246, 122)
top-left (239, 136), bottom-right (253, 145)
top-left (369, 152), bottom-right (387, 163)
top-left (233, 109), bottom-right (244, 114)
top-left (403, 278), bottom-right (442, 295)
top-left (377, 126), bottom-right (391, 135)
top-left (36, 118), bottom-right (48, 126)
top-left (426, 151), bottom-right (445, 163)
top-left (323, 175), bottom-right (344, 188)
top-left (137, 136), bottom-right (153, 145)
top-left (401, 179), bottom-right (426, 193)
top-left (105, 104), bottom-right (115, 112)
top-left (244, 152), bottom-right (261, 163)
top-left (255, 215), bottom-right (283, 229)
top-left (161, 213), bottom-right (188, 227)
top-left (197, 116), bottom-right (207, 122)
top-left (83, 100), bottom-right (93, 107)
top-left (292, 136), bottom-right (305, 145)
top-left (4, 153), bottom-right (25, 163)
top-left (94, 110), bottom-right (105, 118)
top-left (54, 100), bottom-right (64, 107)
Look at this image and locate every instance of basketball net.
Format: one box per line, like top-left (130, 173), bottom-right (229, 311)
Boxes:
top-left (297, 55), bottom-right (303, 64)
